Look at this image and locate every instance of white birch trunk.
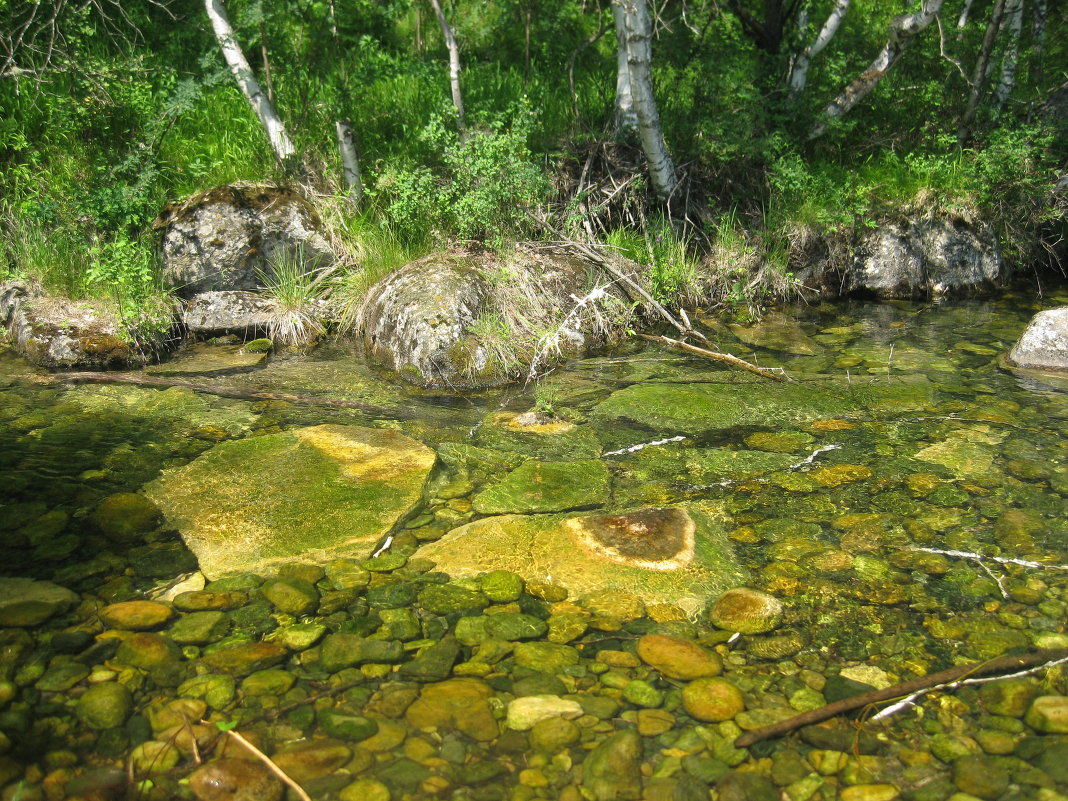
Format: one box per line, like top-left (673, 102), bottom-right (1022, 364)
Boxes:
top-left (335, 120), bottom-right (363, 203)
top-left (788, 0), bottom-right (851, 99)
top-left (812, 0), bottom-right (943, 138)
top-left (612, 2), bottom-right (639, 137)
top-left (427, 0), bottom-right (465, 134)
top-left (956, 0), bottom-right (975, 34)
top-left (205, 0), bottom-right (295, 167)
top-left (958, 0), bottom-right (1006, 143)
top-left (992, 0), bottom-right (1023, 112)
top-left (615, 0), bottom-right (677, 201)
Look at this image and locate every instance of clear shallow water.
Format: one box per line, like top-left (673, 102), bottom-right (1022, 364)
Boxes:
top-left (1, 288), bottom-right (1067, 799)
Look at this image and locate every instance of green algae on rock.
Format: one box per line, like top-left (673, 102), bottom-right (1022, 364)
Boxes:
top-left (471, 459), bottom-right (610, 514)
top-left (591, 374), bottom-right (933, 435)
top-left (144, 424), bottom-right (436, 578)
top-left (416, 505), bottom-right (745, 610)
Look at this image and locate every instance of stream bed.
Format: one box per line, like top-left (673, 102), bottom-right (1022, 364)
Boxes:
top-left (1, 289), bottom-right (1067, 801)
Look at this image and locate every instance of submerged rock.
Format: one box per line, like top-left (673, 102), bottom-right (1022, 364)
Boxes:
top-left (471, 459), bottom-right (610, 514)
top-left (417, 506), bottom-right (745, 610)
top-left (145, 424), bottom-right (436, 578)
top-left (1006, 307), bottom-right (1068, 371)
top-left (729, 312), bottom-right (823, 356)
top-left (0, 577), bottom-right (79, 627)
top-left (708, 588), bottom-right (784, 634)
top-left (146, 342), bottom-right (270, 376)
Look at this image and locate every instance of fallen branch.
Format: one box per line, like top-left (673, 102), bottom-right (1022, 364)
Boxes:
top-left (637, 334), bottom-right (787, 382)
top-left (223, 729), bottom-right (312, 801)
top-left (17, 372), bottom-right (406, 417)
top-left (734, 648), bottom-right (1068, 747)
top-left (905, 546), bottom-right (1068, 572)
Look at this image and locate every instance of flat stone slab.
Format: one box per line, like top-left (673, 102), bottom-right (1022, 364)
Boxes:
top-left (144, 344), bottom-right (268, 376)
top-left (472, 459), bottom-right (610, 514)
top-left (0, 577), bottom-right (79, 626)
top-left (416, 505), bottom-right (746, 613)
top-left (145, 424), bottom-right (436, 579)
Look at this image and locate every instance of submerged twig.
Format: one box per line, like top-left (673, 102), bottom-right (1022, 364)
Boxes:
top-left (734, 648), bottom-right (1068, 747)
top-left (637, 334), bottom-right (788, 382)
top-left (223, 729), bottom-right (312, 801)
top-left (904, 546), bottom-right (1068, 572)
top-left (602, 435), bottom-right (687, 457)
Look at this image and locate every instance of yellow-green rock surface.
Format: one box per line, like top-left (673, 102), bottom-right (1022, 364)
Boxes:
top-left (145, 424), bottom-right (436, 578)
top-left (417, 505), bottom-right (745, 612)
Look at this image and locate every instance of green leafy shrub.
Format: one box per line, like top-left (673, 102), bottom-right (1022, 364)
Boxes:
top-left (372, 101), bottom-right (549, 243)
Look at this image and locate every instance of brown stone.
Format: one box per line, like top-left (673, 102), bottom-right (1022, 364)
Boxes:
top-left (681, 678), bottom-right (745, 722)
top-left (270, 739), bottom-right (352, 783)
top-left (565, 508), bottom-right (695, 569)
top-left (636, 634), bottom-right (722, 680)
top-left (189, 758), bottom-right (282, 801)
top-left (100, 601), bottom-right (174, 631)
top-left (405, 678), bottom-right (500, 741)
top-left (200, 642), bottom-right (287, 676)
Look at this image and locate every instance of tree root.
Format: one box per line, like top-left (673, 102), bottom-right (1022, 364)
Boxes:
top-left (734, 648), bottom-right (1068, 748)
top-left (637, 334), bottom-right (787, 382)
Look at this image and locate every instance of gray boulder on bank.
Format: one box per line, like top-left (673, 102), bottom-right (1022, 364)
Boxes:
top-left (0, 280), bottom-right (175, 369)
top-left (795, 214), bottom-right (1003, 300)
top-left (1006, 307), bottom-right (1068, 371)
top-left (359, 246), bottom-right (629, 388)
top-left (849, 216), bottom-right (1002, 298)
top-left (154, 184), bottom-right (333, 298)
top-left (180, 290), bottom-right (288, 338)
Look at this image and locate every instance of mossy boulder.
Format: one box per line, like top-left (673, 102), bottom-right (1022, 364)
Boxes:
top-left (144, 424), bottom-right (436, 579)
top-left (417, 505), bottom-right (746, 611)
top-left (471, 459), bottom-right (610, 514)
top-left (91, 493), bottom-right (163, 543)
top-left (592, 374), bottom-right (932, 436)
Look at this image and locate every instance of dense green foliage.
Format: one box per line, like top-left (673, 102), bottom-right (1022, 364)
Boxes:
top-left (1, 0), bottom-right (1065, 309)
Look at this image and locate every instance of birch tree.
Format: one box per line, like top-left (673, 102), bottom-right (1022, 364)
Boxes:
top-left (992, 0), bottom-right (1024, 113)
top-left (958, 0), bottom-right (1007, 144)
top-left (787, 0), bottom-right (851, 100)
top-left (811, 0), bottom-right (944, 139)
top-left (612, 2), bottom-right (639, 137)
top-left (613, 0), bottom-right (677, 201)
top-left (204, 0), bottom-right (296, 168)
top-left (428, 0), bottom-right (466, 135)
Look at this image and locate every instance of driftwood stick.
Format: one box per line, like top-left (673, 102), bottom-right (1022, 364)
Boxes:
top-left (17, 372), bottom-right (405, 417)
top-left (734, 648), bottom-right (1068, 748)
top-left (224, 729), bottom-right (312, 801)
top-left (638, 334), bottom-right (787, 382)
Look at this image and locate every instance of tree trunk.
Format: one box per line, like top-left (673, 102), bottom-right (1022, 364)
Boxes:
top-left (992, 0), bottom-right (1024, 113)
top-left (427, 0), bottom-right (465, 134)
top-left (788, 0), bottom-right (851, 99)
top-left (204, 0), bottom-right (295, 168)
top-left (612, 2), bottom-right (639, 137)
top-left (335, 119), bottom-right (363, 203)
top-left (1030, 0), bottom-right (1047, 88)
top-left (956, 0), bottom-right (974, 37)
top-left (958, 0), bottom-right (1007, 144)
top-left (614, 0), bottom-right (677, 201)
top-left (811, 0), bottom-right (944, 139)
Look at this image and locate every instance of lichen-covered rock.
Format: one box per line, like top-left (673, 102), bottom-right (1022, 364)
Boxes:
top-left (144, 424), bottom-right (436, 579)
top-left (0, 280), bottom-right (174, 368)
top-left (359, 246), bottom-right (628, 388)
top-left (155, 184), bottom-right (333, 298)
top-left (848, 217), bottom-right (1002, 299)
top-left (1006, 307), bottom-right (1068, 371)
top-left (180, 291), bottom-right (309, 340)
top-left (417, 506), bottom-right (746, 611)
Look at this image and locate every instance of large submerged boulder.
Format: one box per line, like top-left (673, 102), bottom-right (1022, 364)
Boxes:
top-left (1006, 307), bottom-right (1068, 371)
top-left (154, 184), bottom-right (333, 298)
top-left (0, 280), bottom-right (175, 368)
top-left (359, 246), bottom-right (629, 388)
top-left (416, 505), bottom-right (746, 612)
top-left (144, 424), bottom-right (436, 578)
